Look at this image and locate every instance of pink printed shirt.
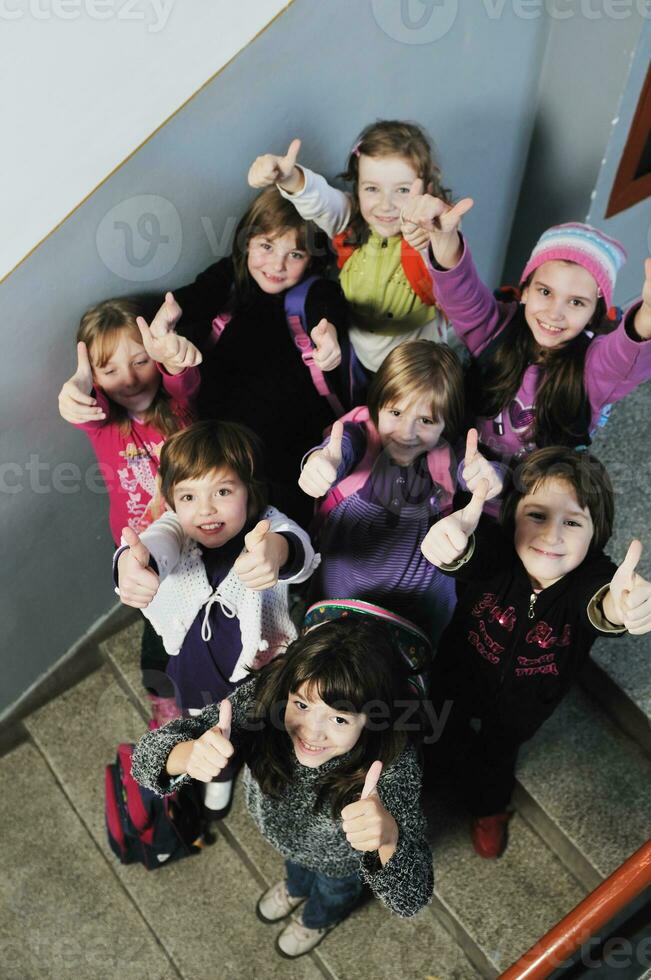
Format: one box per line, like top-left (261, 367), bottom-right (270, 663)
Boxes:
top-left (75, 365), bottom-right (199, 543)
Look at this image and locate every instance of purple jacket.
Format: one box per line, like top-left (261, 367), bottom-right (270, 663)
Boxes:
top-left (427, 240), bottom-right (651, 460)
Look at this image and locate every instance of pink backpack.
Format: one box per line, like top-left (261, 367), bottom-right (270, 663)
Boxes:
top-left (317, 406), bottom-right (456, 521)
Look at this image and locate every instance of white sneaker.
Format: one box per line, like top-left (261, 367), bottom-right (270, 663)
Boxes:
top-left (256, 881), bottom-right (305, 924)
top-left (275, 918), bottom-right (334, 958)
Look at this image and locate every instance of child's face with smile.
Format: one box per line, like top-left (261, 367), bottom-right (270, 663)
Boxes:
top-left (247, 230), bottom-right (310, 294)
top-left (514, 477), bottom-right (594, 590)
top-left (378, 394), bottom-right (444, 466)
top-left (91, 334), bottom-right (160, 414)
top-left (284, 683), bottom-right (367, 768)
top-left (521, 261), bottom-right (599, 350)
top-left (171, 466), bottom-right (248, 549)
top-left (357, 154), bottom-right (420, 239)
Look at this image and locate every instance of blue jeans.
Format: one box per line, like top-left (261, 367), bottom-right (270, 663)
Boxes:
top-left (285, 860), bottom-right (364, 929)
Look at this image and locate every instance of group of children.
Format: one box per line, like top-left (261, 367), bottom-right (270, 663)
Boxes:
top-left (58, 119), bottom-right (651, 958)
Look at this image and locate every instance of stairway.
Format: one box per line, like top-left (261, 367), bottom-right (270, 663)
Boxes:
top-left (1, 608), bottom-right (649, 980)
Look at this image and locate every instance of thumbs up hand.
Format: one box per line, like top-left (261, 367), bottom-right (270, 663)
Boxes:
top-left (136, 317), bottom-right (202, 375)
top-left (310, 319), bottom-right (342, 372)
top-left (299, 421), bottom-right (344, 499)
top-left (233, 519), bottom-right (290, 591)
top-left (166, 699), bottom-right (234, 781)
top-left (632, 258), bottom-right (651, 340)
top-left (400, 179), bottom-right (430, 252)
top-left (116, 527), bottom-right (160, 608)
top-left (248, 138), bottom-right (305, 194)
top-left (58, 341), bottom-right (107, 424)
top-left (400, 189), bottom-right (473, 269)
top-left (341, 761), bottom-right (399, 865)
top-left (421, 479), bottom-right (488, 567)
top-left (604, 541), bottom-right (651, 634)
top-left (148, 291), bottom-right (182, 338)
top-left (462, 429), bottom-right (503, 500)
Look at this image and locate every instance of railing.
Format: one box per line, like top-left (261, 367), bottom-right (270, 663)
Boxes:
top-left (499, 839), bottom-right (651, 980)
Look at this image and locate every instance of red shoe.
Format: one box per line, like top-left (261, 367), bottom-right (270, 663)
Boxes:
top-left (471, 811), bottom-right (512, 858)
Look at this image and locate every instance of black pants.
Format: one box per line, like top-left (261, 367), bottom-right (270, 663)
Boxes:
top-left (140, 619), bottom-right (175, 699)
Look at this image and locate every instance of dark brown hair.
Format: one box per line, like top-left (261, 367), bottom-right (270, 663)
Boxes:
top-left (231, 187), bottom-right (328, 296)
top-left (478, 267), bottom-right (609, 446)
top-left (78, 298), bottom-right (186, 438)
top-left (367, 340), bottom-right (464, 444)
top-left (159, 420), bottom-right (267, 521)
top-left (501, 446), bottom-right (614, 553)
top-left (241, 618), bottom-right (414, 816)
top-left (338, 119), bottom-right (451, 247)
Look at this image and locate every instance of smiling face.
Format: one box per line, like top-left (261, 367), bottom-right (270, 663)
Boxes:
top-left (284, 682), bottom-right (367, 768)
top-left (377, 393), bottom-right (444, 466)
top-left (246, 230), bottom-right (310, 294)
top-left (171, 466), bottom-right (248, 549)
top-left (90, 333), bottom-right (160, 414)
top-left (521, 261), bottom-right (599, 349)
top-left (514, 477), bottom-right (594, 589)
top-left (357, 153), bottom-right (420, 239)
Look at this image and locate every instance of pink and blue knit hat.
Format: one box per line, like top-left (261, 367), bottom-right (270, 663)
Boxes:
top-left (521, 223), bottom-right (627, 309)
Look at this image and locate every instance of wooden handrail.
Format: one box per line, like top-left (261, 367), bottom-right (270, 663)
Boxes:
top-left (499, 839), bottom-right (651, 980)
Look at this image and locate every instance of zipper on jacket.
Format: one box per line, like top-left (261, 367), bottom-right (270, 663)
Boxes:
top-left (381, 238), bottom-right (388, 248)
top-left (528, 592), bottom-right (537, 620)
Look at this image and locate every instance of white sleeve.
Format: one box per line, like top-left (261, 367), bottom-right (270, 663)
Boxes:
top-left (265, 506), bottom-right (320, 584)
top-left (136, 512), bottom-right (185, 582)
top-left (277, 166), bottom-right (352, 238)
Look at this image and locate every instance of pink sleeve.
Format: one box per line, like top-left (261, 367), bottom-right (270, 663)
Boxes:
top-left (425, 238), bottom-right (514, 357)
top-left (585, 302), bottom-right (651, 418)
top-left (160, 364), bottom-right (200, 408)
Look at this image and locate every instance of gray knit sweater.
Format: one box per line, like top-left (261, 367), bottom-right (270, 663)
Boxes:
top-left (131, 678), bottom-right (433, 918)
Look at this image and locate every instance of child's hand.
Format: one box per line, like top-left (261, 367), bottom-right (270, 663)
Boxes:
top-left (58, 342), bottom-right (106, 423)
top-left (341, 761), bottom-right (398, 866)
top-left (148, 291), bottom-right (183, 337)
top-left (400, 191), bottom-right (473, 269)
top-left (310, 319), bottom-right (342, 372)
top-left (462, 429), bottom-right (503, 500)
top-left (117, 527), bottom-right (159, 608)
top-left (248, 139), bottom-right (304, 193)
top-left (167, 700), bottom-right (234, 780)
top-left (233, 520), bottom-right (289, 591)
top-left (400, 180), bottom-right (432, 254)
top-left (136, 319), bottom-right (202, 375)
top-left (604, 541), bottom-right (651, 634)
top-left (632, 258), bottom-right (651, 340)
top-left (420, 479), bottom-right (488, 567)
top-left (298, 421), bottom-right (343, 498)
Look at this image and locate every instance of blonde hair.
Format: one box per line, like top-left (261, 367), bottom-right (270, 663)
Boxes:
top-left (339, 119), bottom-right (451, 246)
top-left (367, 341), bottom-right (464, 444)
top-left (77, 298), bottom-right (185, 438)
top-left (159, 420), bottom-right (267, 521)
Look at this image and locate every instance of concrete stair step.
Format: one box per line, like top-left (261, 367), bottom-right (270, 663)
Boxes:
top-left (0, 740), bottom-right (178, 980)
top-left (24, 668), bottom-right (324, 980)
top-left (514, 686), bottom-right (651, 890)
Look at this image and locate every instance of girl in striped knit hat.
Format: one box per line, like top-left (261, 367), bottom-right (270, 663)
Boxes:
top-left (399, 197), bottom-right (651, 465)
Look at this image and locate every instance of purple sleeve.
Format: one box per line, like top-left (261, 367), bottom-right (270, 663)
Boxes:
top-left (584, 302), bottom-right (651, 421)
top-left (425, 238), bottom-right (515, 357)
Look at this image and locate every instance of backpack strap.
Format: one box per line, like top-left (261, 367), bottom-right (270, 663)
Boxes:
top-left (318, 407), bottom-right (379, 519)
top-left (205, 312), bottom-right (232, 351)
top-left (332, 230), bottom-right (357, 270)
top-left (400, 239), bottom-right (436, 307)
top-left (284, 276), bottom-right (345, 416)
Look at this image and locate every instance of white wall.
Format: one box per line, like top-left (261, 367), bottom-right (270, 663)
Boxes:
top-left (0, 0), bottom-right (288, 280)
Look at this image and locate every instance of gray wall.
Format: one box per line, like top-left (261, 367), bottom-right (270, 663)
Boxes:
top-left (0, 0), bottom-right (594, 715)
top-left (503, 5), bottom-right (645, 290)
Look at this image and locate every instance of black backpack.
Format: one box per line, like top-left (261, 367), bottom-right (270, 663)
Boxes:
top-left (105, 742), bottom-right (211, 870)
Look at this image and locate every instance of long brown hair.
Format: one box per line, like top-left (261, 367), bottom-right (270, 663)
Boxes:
top-left (338, 119), bottom-right (451, 247)
top-left (231, 187), bottom-right (328, 298)
top-left (77, 299), bottom-right (188, 438)
top-left (240, 619), bottom-right (415, 816)
top-left (476, 289), bottom-right (609, 447)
